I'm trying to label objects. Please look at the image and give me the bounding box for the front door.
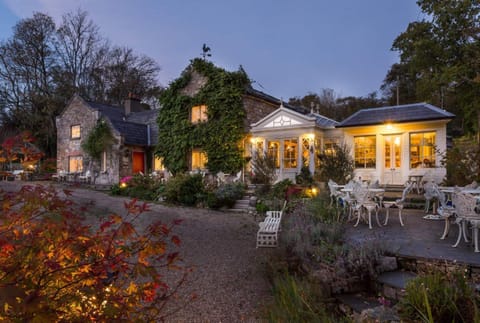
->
[383,135,402,184]
[132,151,145,174]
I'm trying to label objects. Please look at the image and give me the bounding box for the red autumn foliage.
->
[0,131,44,167]
[0,184,189,321]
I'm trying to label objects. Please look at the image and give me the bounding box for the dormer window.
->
[71,125,81,139]
[191,105,208,123]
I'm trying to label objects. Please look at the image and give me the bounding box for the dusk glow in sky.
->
[0,0,423,99]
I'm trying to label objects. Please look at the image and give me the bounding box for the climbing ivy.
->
[81,118,116,160]
[156,58,250,174]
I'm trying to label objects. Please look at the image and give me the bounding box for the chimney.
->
[124,93,144,115]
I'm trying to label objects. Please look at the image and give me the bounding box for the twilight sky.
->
[0,0,423,100]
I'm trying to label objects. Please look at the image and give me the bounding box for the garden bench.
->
[256,200,287,248]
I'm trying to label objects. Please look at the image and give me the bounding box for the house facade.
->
[336,103,454,185]
[250,102,454,185]
[56,61,455,186]
[250,103,341,182]
[56,95,160,185]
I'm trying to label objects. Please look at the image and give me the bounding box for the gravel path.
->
[0,181,274,322]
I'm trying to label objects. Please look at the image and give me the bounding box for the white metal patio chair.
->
[352,184,381,229]
[382,181,414,226]
[452,190,480,251]
[434,187,456,240]
[423,181,439,213]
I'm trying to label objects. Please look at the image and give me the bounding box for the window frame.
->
[267,141,280,169]
[191,149,207,170]
[190,105,208,124]
[100,151,107,173]
[68,156,83,173]
[409,131,436,169]
[354,135,376,169]
[70,125,81,139]
[154,156,165,171]
[283,139,298,169]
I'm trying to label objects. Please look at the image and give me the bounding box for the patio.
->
[345,206,480,268]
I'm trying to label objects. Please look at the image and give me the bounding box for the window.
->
[302,137,310,166]
[191,149,207,170]
[71,125,81,139]
[191,105,208,123]
[283,139,298,169]
[410,132,436,168]
[267,141,280,168]
[68,156,83,173]
[101,151,107,172]
[154,157,165,171]
[354,136,376,168]
[323,139,338,156]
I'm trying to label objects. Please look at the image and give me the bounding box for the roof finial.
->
[279,98,284,108]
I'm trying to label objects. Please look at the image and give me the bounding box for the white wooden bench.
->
[256,201,287,248]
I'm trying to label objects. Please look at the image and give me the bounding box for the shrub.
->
[317,143,354,184]
[442,136,480,186]
[398,270,480,323]
[110,173,164,201]
[206,192,221,209]
[0,184,188,321]
[250,152,277,185]
[163,173,205,206]
[295,166,314,186]
[213,182,245,208]
[266,272,340,322]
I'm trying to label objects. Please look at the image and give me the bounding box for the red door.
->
[132,152,145,174]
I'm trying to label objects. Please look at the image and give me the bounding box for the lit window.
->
[69,156,83,173]
[354,136,376,168]
[283,139,298,169]
[323,139,338,156]
[191,105,208,123]
[302,138,310,166]
[192,149,207,170]
[101,151,107,172]
[267,141,280,168]
[154,157,165,171]
[410,132,436,168]
[71,125,81,139]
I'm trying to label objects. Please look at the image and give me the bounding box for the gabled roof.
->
[246,88,338,128]
[337,102,455,128]
[85,100,158,146]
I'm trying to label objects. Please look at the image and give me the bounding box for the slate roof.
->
[85,101,158,146]
[337,102,455,128]
[246,87,338,128]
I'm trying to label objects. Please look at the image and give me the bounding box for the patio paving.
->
[344,207,480,267]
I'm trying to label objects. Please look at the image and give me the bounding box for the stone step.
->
[336,293,399,322]
[376,270,417,301]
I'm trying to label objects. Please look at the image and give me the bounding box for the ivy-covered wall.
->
[156,58,251,175]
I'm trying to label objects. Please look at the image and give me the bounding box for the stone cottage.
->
[56,95,159,185]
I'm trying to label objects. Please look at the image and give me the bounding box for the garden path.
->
[0,181,274,322]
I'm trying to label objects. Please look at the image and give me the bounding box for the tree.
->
[0,131,43,170]
[0,12,59,157]
[0,10,163,158]
[0,185,188,321]
[382,0,480,136]
[288,89,384,122]
[54,9,107,102]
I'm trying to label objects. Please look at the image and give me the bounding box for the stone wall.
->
[56,96,123,185]
[242,94,279,130]
[180,70,208,97]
